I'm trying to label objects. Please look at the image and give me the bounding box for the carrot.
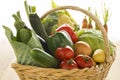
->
[87,23,93,29]
[103,3,111,33]
[82,16,88,28]
[103,23,108,33]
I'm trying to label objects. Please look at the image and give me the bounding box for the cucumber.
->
[30,48,59,68]
[29,13,48,42]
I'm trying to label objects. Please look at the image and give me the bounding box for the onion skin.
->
[74,41,92,56]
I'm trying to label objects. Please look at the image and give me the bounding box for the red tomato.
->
[60,59,78,70]
[55,46,74,61]
[75,54,93,69]
[56,24,78,43]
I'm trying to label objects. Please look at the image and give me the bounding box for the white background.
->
[0,0,120,41]
[0,0,120,80]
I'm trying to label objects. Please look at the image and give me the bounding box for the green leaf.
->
[42,11,59,35]
[27,30,44,49]
[17,28,32,44]
[24,0,30,18]
[3,26,43,66]
[31,6,36,13]
[103,3,111,24]
[3,26,14,44]
[51,0,58,8]
[12,13,25,31]
[16,11,21,19]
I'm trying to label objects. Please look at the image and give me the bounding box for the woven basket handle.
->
[41,6,110,63]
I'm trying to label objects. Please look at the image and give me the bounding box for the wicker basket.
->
[12,6,116,80]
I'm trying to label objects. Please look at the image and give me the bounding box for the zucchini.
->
[31,48,59,68]
[29,13,48,42]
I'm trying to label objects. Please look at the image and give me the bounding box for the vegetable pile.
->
[3,0,115,70]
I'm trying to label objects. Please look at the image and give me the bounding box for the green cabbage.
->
[79,29,115,55]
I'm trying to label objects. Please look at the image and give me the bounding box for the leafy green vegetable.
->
[12,11,25,31]
[79,29,115,55]
[42,0,79,35]
[42,11,59,35]
[3,26,43,66]
[16,27,32,44]
[12,11,32,44]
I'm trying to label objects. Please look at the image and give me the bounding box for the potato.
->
[74,41,92,56]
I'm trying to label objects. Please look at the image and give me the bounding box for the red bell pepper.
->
[56,24,78,43]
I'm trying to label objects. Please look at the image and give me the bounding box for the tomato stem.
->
[67,59,73,64]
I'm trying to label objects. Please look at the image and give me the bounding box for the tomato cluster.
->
[55,45,93,70]
[55,24,93,70]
